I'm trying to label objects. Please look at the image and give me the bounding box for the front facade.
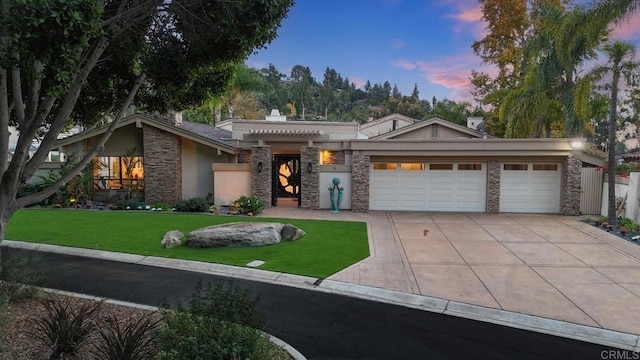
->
[56,113,597,215]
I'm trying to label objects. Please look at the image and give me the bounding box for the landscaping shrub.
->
[234,195,264,215]
[115,199,145,210]
[152,202,171,212]
[155,281,284,360]
[174,197,209,213]
[91,312,162,360]
[178,281,265,330]
[154,312,286,360]
[0,248,46,301]
[31,296,103,359]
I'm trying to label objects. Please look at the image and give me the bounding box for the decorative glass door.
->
[272,155,301,207]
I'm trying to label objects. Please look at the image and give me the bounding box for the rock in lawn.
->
[161,230,184,249]
[185,222,305,248]
[281,223,306,241]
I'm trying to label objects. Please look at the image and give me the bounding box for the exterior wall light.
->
[257,161,263,172]
[570,140,584,150]
[308,162,313,173]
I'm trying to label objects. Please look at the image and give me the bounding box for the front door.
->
[272,155,301,207]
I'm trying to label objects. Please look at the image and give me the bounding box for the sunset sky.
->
[247,0,640,103]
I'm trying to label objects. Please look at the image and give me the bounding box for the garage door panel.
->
[370,163,487,212]
[500,164,560,213]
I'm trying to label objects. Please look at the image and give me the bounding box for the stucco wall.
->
[319,168,352,210]
[87,124,143,156]
[212,163,252,205]
[181,139,231,200]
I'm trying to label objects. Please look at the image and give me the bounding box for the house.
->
[56,112,603,215]
[358,113,417,138]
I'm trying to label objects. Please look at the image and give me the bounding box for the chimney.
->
[173,111,183,126]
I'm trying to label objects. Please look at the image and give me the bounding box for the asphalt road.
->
[4,247,624,360]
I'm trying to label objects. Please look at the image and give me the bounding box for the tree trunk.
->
[607,68,620,227]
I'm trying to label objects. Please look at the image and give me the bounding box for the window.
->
[533,164,558,171]
[94,156,144,190]
[401,163,425,170]
[373,163,397,170]
[458,164,482,171]
[503,164,528,171]
[429,163,453,170]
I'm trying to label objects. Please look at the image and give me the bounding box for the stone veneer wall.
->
[323,150,345,165]
[351,153,370,212]
[562,154,582,215]
[487,160,501,213]
[143,126,182,204]
[251,146,272,208]
[238,150,252,164]
[301,146,320,209]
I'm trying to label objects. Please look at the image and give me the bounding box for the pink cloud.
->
[390,39,406,49]
[349,76,366,89]
[447,7,483,22]
[611,12,640,39]
[392,59,417,70]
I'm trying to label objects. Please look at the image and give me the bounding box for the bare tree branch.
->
[17,74,147,207]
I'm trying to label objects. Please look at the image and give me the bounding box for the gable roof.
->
[359,113,416,131]
[370,117,490,140]
[55,113,239,153]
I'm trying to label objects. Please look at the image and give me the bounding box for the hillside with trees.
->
[183,64,484,125]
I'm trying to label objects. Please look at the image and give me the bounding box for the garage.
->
[499,163,561,213]
[370,162,487,212]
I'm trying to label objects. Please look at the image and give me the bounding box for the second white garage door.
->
[370,162,487,212]
[499,163,561,213]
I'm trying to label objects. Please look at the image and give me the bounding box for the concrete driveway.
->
[263,208,640,336]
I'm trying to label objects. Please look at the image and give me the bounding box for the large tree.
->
[0,0,293,242]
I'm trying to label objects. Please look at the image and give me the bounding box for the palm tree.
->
[591,41,639,227]
[498,0,640,138]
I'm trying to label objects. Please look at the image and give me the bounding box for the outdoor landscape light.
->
[257,162,263,172]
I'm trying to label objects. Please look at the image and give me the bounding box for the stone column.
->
[143,126,182,204]
[301,146,320,209]
[251,146,272,209]
[562,153,582,215]
[487,160,501,213]
[351,153,370,212]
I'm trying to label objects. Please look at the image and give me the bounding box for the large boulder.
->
[185,222,305,248]
[161,230,183,249]
[281,224,306,241]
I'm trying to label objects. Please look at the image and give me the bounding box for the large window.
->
[94,156,144,190]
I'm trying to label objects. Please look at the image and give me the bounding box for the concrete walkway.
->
[263,208,640,337]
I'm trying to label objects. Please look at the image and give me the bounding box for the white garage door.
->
[499,163,561,213]
[370,162,486,212]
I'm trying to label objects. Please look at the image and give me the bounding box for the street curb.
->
[40,287,307,360]
[5,240,639,351]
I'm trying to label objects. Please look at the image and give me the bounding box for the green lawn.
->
[5,209,369,279]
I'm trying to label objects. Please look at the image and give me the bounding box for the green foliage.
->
[174,197,209,213]
[115,199,145,210]
[155,281,284,360]
[0,248,46,301]
[91,312,162,360]
[234,195,264,215]
[616,163,640,176]
[152,202,171,212]
[31,296,103,359]
[154,312,284,360]
[175,281,265,330]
